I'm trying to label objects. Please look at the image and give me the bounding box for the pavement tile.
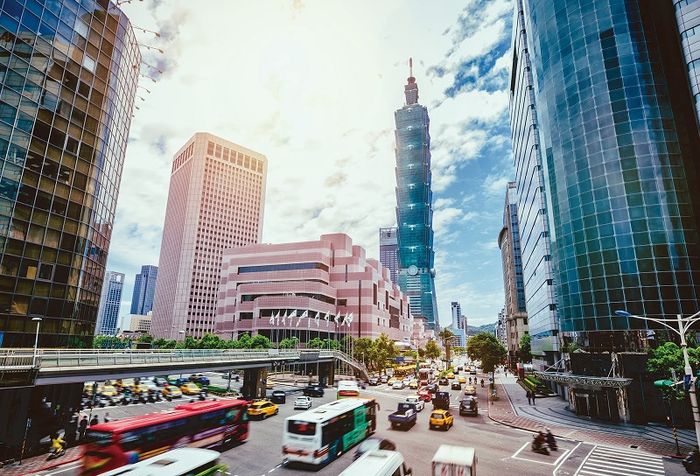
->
[0,447,81,476]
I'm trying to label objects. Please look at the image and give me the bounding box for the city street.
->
[36,370,687,476]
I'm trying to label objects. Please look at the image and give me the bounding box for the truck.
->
[432,391,450,410]
[388,402,417,430]
[431,445,477,476]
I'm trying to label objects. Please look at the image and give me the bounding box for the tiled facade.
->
[0,0,139,346]
[130,264,157,315]
[151,132,267,340]
[215,233,413,343]
[379,226,398,284]
[674,0,700,129]
[95,270,123,335]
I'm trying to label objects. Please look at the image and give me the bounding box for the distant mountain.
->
[466,322,496,336]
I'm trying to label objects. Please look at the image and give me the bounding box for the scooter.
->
[531,436,550,455]
[47,442,66,460]
[546,434,558,452]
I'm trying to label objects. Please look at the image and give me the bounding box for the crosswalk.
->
[576,445,665,476]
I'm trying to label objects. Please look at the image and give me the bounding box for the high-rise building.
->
[516,0,700,352]
[0,0,140,347]
[449,301,466,347]
[130,265,158,315]
[95,271,124,335]
[498,181,528,362]
[379,227,399,283]
[151,133,267,340]
[394,59,438,328]
[509,0,560,368]
[674,0,700,129]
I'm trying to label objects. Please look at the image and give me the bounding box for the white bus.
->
[98,448,226,476]
[283,398,378,466]
[337,380,360,399]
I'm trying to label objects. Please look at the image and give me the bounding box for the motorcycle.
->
[47,440,66,460]
[480,379,485,388]
[683,450,700,474]
[546,432,558,451]
[531,434,550,455]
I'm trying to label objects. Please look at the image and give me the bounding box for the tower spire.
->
[404,57,418,105]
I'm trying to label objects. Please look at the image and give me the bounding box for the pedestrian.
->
[526,390,532,405]
[89,414,99,427]
[532,391,536,406]
[103,412,111,423]
[64,414,77,448]
[78,415,88,441]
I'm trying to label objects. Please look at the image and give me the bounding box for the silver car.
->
[294,396,312,410]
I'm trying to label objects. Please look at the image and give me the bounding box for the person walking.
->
[78,415,88,441]
[103,412,111,423]
[64,414,77,448]
[526,390,532,405]
[89,414,99,427]
[532,391,536,406]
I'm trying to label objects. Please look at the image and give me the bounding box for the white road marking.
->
[510,440,571,466]
[553,441,582,475]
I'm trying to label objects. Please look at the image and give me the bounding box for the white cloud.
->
[482,173,512,197]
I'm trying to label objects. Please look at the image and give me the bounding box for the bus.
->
[99,448,226,476]
[282,398,378,466]
[81,400,249,475]
[337,380,360,399]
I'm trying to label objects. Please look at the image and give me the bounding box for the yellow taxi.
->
[387,377,398,386]
[429,409,454,431]
[446,372,455,379]
[247,400,279,419]
[133,384,150,395]
[464,385,477,396]
[116,379,135,392]
[100,385,118,397]
[458,376,467,384]
[408,380,419,389]
[162,385,182,398]
[180,382,201,395]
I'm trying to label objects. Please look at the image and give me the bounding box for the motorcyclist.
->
[545,428,557,451]
[50,433,66,457]
[480,379,484,388]
[532,431,549,454]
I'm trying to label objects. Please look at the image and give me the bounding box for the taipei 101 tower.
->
[394,59,439,329]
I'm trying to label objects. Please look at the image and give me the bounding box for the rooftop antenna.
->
[409,57,413,78]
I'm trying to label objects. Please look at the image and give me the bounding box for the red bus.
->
[81,399,249,475]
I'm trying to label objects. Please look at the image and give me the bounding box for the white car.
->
[294,396,312,410]
[404,396,424,412]
[392,381,405,390]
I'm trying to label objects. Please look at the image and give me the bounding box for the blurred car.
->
[464,385,477,396]
[470,368,477,375]
[446,372,455,379]
[368,377,379,386]
[387,377,398,386]
[402,378,412,386]
[270,390,286,404]
[404,396,424,412]
[100,385,118,397]
[458,376,467,384]
[380,376,388,384]
[429,409,454,431]
[459,396,478,416]
[392,381,405,390]
[303,385,324,397]
[152,377,169,387]
[353,437,396,460]
[161,385,182,398]
[451,382,462,391]
[417,388,432,402]
[427,383,439,394]
[190,374,210,386]
[294,396,312,410]
[438,378,449,386]
[408,380,419,389]
[133,383,151,395]
[180,382,201,395]
[248,400,278,419]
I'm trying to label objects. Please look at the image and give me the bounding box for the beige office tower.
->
[151,133,267,339]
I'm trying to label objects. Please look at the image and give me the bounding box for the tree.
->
[438,328,456,364]
[236,333,253,349]
[466,333,507,373]
[353,338,375,366]
[136,334,153,344]
[93,335,128,349]
[153,338,177,349]
[424,340,441,361]
[199,333,223,349]
[322,338,340,350]
[373,333,398,371]
[279,337,299,349]
[518,334,532,363]
[307,337,325,349]
[250,334,271,349]
[647,341,700,378]
[417,346,426,359]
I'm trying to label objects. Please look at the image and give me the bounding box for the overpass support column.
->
[319,362,335,388]
[241,367,268,400]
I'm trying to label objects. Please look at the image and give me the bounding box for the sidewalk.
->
[1,446,81,476]
[487,372,693,457]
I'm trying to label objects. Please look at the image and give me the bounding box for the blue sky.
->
[110,0,515,328]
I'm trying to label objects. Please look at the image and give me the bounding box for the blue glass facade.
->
[0,0,140,346]
[521,0,700,347]
[95,269,122,334]
[394,71,438,327]
[130,264,157,315]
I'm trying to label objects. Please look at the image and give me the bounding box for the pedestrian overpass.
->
[0,348,369,388]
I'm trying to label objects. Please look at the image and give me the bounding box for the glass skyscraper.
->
[0,0,140,347]
[130,264,158,315]
[394,61,438,328]
[674,0,700,130]
[379,227,398,284]
[519,0,700,350]
[95,270,123,335]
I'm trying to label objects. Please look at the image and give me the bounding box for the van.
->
[340,450,412,476]
[337,380,360,398]
[431,445,476,476]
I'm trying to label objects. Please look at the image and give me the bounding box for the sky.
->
[110,0,515,328]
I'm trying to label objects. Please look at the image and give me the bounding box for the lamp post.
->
[615,309,700,450]
[31,317,42,367]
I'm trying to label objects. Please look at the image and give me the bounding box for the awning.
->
[534,371,633,389]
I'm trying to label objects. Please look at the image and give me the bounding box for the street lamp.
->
[31,317,42,367]
[615,308,700,450]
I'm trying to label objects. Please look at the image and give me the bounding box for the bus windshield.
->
[287,421,316,436]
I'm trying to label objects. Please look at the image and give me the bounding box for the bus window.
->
[84,430,112,447]
[288,421,316,436]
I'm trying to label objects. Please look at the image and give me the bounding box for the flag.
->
[315,312,320,327]
[345,313,354,327]
[295,310,304,327]
[275,311,281,326]
[269,313,274,325]
[281,311,288,326]
[323,312,330,328]
[335,313,342,325]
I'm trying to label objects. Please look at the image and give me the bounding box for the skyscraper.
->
[514,0,700,350]
[674,0,700,129]
[450,301,466,347]
[509,0,560,368]
[394,59,438,328]
[379,227,399,283]
[130,265,158,315]
[151,133,267,340]
[0,0,140,347]
[95,271,124,335]
[498,181,528,361]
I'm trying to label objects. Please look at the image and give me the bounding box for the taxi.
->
[446,372,455,379]
[133,384,150,395]
[458,376,467,384]
[180,382,201,395]
[247,400,279,419]
[429,409,454,431]
[100,385,118,397]
[464,385,477,396]
[162,385,182,398]
[387,377,398,386]
[408,380,419,389]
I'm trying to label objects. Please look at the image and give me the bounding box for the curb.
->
[6,454,81,476]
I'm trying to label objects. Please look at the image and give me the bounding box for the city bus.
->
[81,400,249,475]
[99,448,226,476]
[337,380,360,399]
[282,398,378,466]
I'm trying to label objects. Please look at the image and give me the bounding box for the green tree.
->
[136,334,153,344]
[307,337,325,349]
[152,338,177,349]
[250,334,271,349]
[466,333,507,373]
[236,333,253,349]
[518,334,532,363]
[322,338,340,350]
[439,328,456,364]
[424,340,441,361]
[353,337,375,367]
[199,333,223,349]
[417,346,426,359]
[93,335,128,349]
[373,333,398,371]
[647,341,700,378]
[279,337,299,349]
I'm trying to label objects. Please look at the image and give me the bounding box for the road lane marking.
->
[511,440,571,466]
[553,441,582,475]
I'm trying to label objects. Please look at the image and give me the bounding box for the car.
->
[408,380,419,389]
[170,377,190,387]
[402,378,412,386]
[451,382,462,391]
[133,383,152,395]
[270,390,286,404]
[368,377,379,386]
[429,409,454,431]
[303,385,325,397]
[464,385,477,396]
[417,388,432,402]
[293,396,312,410]
[446,372,455,379]
[426,383,439,394]
[470,368,477,375]
[387,377,398,386]
[438,378,449,386]
[459,396,478,416]
[190,374,210,386]
[380,376,388,384]
[392,381,405,390]
[161,385,182,398]
[100,385,118,397]
[152,377,169,387]
[458,376,466,384]
[353,437,396,460]
[248,400,278,419]
[404,396,424,412]
[180,382,201,395]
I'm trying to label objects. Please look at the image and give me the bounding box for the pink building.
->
[215,233,413,343]
[151,133,267,339]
